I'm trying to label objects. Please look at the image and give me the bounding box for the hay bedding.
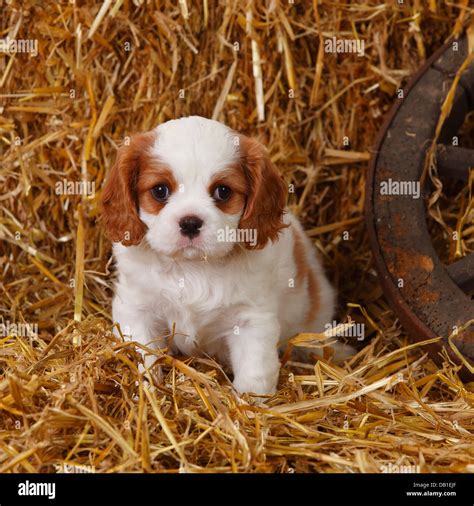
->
[0,0,473,473]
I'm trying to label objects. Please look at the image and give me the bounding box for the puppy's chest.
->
[144,263,241,318]
[145,265,242,353]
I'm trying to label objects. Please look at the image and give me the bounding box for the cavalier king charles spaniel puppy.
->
[101,116,353,395]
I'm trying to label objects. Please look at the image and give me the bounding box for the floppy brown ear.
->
[238,136,288,250]
[100,132,155,246]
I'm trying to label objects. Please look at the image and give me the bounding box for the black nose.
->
[179,215,203,238]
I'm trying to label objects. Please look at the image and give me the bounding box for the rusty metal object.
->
[366,34,474,380]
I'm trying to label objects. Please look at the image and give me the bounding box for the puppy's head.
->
[100,116,287,259]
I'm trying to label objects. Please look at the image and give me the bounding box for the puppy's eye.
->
[213,185,232,202]
[151,184,170,202]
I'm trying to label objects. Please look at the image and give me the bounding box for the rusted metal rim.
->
[366,33,474,380]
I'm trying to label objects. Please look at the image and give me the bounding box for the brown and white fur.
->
[101,116,353,395]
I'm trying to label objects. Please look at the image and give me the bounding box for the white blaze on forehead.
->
[151,116,239,185]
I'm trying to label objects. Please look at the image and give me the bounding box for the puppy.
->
[101,116,352,395]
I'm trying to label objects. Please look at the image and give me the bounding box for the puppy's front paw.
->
[232,372,278,396]
[137,354,163,392]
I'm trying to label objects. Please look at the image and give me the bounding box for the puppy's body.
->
[102,116,351,395]
[112,212,337,393]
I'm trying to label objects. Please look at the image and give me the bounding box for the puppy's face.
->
[100,116,287,259]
